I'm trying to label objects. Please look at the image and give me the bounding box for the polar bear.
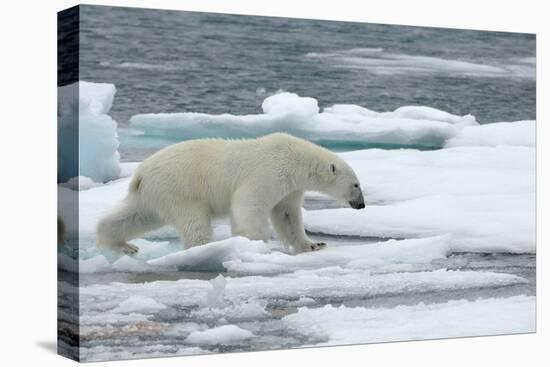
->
[96,133,365,255]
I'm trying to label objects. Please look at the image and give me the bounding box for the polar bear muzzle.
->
[349,191,365,209]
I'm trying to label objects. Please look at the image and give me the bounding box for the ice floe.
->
[129,92,478,149]
[305,146,535,253]
[284,295,535,345]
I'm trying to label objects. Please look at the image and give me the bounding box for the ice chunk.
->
[283,295,535,345]
[58,81,121,183]
[185,325,254,345]
[262,92,319,117]
[221,236,451,275]
[206,274,227,308]
[445,120,535,147]
[112,295,167,314]
[111,255,164,273]
[147,237,277,271]
[79,255,111,273]
[147,236,449,275]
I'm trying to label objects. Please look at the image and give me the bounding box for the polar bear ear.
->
[330,163,337,175]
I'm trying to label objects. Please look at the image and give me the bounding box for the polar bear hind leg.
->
[96,199,163,255]
[167,203,213,249]
[271,191,326,253]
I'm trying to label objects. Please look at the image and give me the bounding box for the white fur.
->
[96,133,364,254]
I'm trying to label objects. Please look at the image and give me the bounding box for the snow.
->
[185,325,254,345]
[111,296,167,314]
[445,120,535,147]
[58,81,121,183]
[283,295,535,345]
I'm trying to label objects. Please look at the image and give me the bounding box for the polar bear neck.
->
[275,136,341,194]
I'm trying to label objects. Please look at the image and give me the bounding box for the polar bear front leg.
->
[270,191,326,253]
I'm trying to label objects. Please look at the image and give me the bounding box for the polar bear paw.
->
[298,242,326,253]
[116,242,139,256]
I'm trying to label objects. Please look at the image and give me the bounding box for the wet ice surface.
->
[59,193,535,362]
[65,244,535,362]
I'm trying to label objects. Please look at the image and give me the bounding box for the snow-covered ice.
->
[304,146,535,253]
[148,236,451,275]
[284,295,535,345]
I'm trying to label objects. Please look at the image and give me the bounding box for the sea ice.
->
[283,295,535,345]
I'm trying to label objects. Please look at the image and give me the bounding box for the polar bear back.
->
[129,133,342,217]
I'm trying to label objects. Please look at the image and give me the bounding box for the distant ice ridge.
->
[305,48,536,79]
[283,295,535,345]
[58,81,121,183]
[129,92,534,149]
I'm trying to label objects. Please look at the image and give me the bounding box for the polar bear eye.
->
[353,184,359,188]
[330,164,336,175]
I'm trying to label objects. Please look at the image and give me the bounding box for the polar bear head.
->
[320,159,365,210]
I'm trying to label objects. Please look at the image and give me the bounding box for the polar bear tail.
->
[129,173,142,193]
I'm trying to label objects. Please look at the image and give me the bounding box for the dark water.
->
[79,5,536,126]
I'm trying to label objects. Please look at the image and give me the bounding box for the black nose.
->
[349,200,365,210]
